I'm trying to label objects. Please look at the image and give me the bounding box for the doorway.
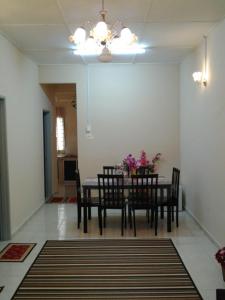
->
[0,97,11,240]
[41,84,77,200]
[43,111,52,201]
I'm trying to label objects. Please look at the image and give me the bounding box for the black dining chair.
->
[76,169,99,229]
[103,166,116,175]
[128,174,158,236]
[98,174,126,235]
[158,167,180,228]
[102,166,116,224]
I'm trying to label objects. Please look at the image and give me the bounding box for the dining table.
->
[82,176,172,233]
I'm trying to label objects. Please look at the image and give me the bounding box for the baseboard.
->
[186,207,221,248]
[12,201,45,236]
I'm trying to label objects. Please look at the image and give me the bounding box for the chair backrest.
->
[171,168,180,202]
[103,166,115,175]
[136,166,150,175]
[75,169,81,189]
[131,174,158,206]
[75,169,81,202]
[98,174,124,207]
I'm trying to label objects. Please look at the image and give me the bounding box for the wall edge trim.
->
[11,201,45,237]
[186,208,221,248]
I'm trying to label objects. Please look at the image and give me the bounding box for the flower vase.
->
[131,169,136,176]
[222,265,225,281]
[123,170,128,177]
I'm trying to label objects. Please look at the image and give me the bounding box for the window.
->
[56,116,65,153]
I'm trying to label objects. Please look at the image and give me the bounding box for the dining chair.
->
[128,174,158,236]
[76,169,99,229]
[97,174,126,235]
[103,166,116,175]
[102,166,117,223]
[158,167,180,228]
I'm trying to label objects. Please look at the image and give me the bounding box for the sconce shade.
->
[192,72,202,83]
[192,36,208,86]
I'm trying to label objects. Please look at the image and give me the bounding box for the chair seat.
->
[128,199,153,209]
[80,197,99,207]
[130,204,152,210]
[158,195,176,206]
[101,197,126,209]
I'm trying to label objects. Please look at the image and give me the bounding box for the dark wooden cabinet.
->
[57,156,77,184]
[64,160,77,181]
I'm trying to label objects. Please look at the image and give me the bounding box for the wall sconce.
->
[192,36,208,87]
[192,72,202,84]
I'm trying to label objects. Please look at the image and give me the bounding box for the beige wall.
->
[39,63,180,183]
[0,33,52,234]
[180,18,225,246]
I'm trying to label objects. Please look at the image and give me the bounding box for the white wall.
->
[180,19,225,245]
[40,63,180,181]
[0,34,52,234]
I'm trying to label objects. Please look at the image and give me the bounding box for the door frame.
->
[0,97,11,240]
[43,110,52,201]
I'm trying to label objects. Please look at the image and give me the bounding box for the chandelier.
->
[69,0,145,62]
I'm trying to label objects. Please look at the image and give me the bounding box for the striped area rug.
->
[12,239,202,300]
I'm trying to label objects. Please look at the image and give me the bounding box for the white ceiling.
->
[0,0,225,65]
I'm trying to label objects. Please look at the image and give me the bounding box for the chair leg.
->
[98,207,102,235]
[103,208,106,228]
[128,205,132,229]
[155,207,158,236]
[147,209,150,223]
[150,208,154,228]
[160,206,164,219]
[77,204,81,229]
[167,205,172,232]
[133,209,136,237]
[129,206,132,229]
[176,205,179,227]
[88,206,91,220]
[121,209,124,236]
[171,206,174,222]
[124,205,127,229]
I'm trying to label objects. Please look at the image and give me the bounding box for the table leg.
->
[167,205,171,232]
[160,188,164,219]
[83,187,88,233]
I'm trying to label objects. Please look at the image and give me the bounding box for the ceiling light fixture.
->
[69,0,145,62]
[192,36,208,86]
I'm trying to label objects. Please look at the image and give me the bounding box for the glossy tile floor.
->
[0,204,224,300]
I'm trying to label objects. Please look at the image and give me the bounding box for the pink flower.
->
[123,154,138,172]
[215,247,225,268]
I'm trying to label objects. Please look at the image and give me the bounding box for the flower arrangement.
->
[215,247,225,268]
[150,152,162,173]
[123,154,138,174]
[121,151,162,174]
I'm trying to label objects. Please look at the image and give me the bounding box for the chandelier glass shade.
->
[69,1,145,61]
